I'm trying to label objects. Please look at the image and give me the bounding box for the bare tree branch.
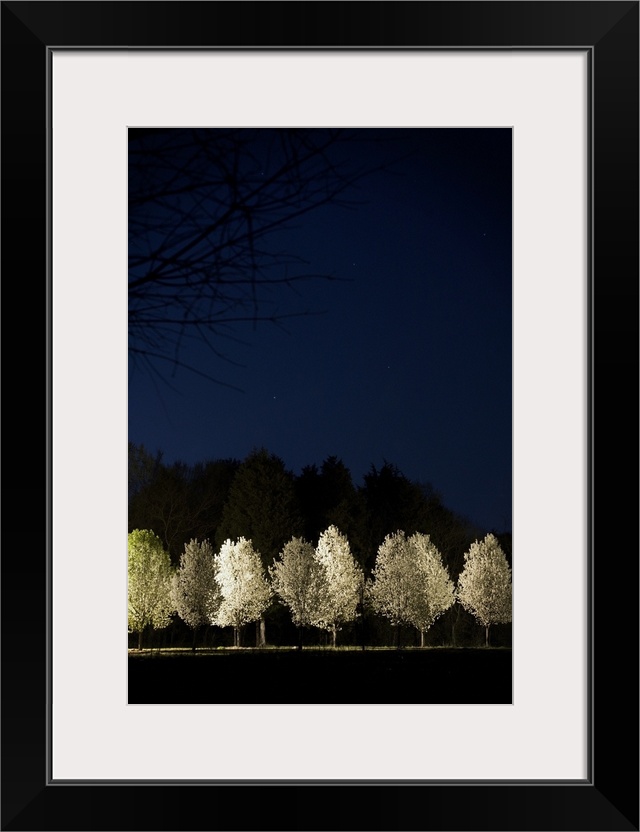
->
[129,128,390,386]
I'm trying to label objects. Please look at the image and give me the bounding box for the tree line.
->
[128,526,511,650]
[128,443,512,649]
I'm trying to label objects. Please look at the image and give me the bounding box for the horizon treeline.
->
[129,443,511,568]
[129,443,512,649]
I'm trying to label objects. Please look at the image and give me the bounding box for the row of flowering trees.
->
[128,526,511,649]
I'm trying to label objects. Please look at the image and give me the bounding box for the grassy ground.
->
[128,646,512,705]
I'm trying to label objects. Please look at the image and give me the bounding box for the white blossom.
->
[368,531,454,645]
[312,526,363,643]
[367,531,415,626]
[214,538,272,631]
[128,529,174,645]
[456,533,512,646]
[269,537,327,629]
[405,532,455,638]
[171,538,221,630]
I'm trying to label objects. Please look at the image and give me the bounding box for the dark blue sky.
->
[129,128,512,533]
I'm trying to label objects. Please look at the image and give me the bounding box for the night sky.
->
[128,128,512,534]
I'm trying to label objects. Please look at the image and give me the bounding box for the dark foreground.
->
[128,648,512,704]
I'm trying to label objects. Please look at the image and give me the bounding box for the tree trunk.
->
[452,604,461,647]
[192,626,199,652]
[138,629,143,650]
[485,624,490,647]
[259,617,266,647]
[420,629,425,648]
[360,584,366,651]
[332,625,337,648]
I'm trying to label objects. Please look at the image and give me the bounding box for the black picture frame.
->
[2,2,638,830]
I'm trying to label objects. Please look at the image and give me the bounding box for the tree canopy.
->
[214,537,272,646]
[312,525,364,646]
[456,533,512,646]
[215,447,303,566]
[405,532,455,644]
[128,529,174,648]
[269,537,327,643]
[171,538,221,633]
[368,531,455,646]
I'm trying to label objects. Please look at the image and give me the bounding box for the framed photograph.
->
[2,2,637,830]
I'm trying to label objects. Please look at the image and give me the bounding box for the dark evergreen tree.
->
[415,483,480,580]
[216,447,304,644]
[359,462,431,560]
[129,454,238,566]
[128,442,163,502]
[294,463,324,543]
[185,458,240,543]
[128,460,193,564]
[319,458,369,572]
[295,456,369,570]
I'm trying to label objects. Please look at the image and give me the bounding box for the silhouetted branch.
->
[129,128,390,386]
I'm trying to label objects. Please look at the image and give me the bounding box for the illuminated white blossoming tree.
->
[171,538,221,649]
[367,531,415,645]
[128,528,174,649]
[214,538,272,647]
[368,531,455,647]
[406,532,455,646]
[269,537,328,648]
[312,525,363,647]
[456,533,512,647]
